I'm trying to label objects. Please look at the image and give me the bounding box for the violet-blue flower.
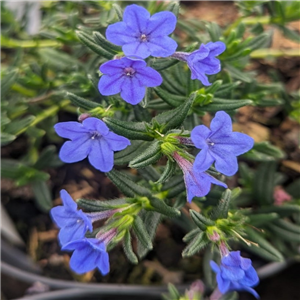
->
[62,238,110,275]
[191,111,254,176]
[173,152,227,203]
[98,57,162,105]
[210,251,259,298]
[171,41,226,86]
[54,117,130,172]
[106,4,177,59]
[50,189,93,245]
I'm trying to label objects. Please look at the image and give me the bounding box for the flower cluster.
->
[50,190,120,275]
[98,4,226,104]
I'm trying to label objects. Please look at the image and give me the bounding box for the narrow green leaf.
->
[148,197,180,218]
[224,64,253,83]
[93,32,122,53]
[151,58,179,71]
[138,165,161,182]
[248,32,273,50]
[182,232,209,257]
[123,231,138,264]
[106,169,152,198]
[112,3,123,21]
[67,92,99,110]
[154,86,186,107]
[104,117,153,141]
[133,215,153,251]
[129,140,162,168]
[183,228,201,242]
[156,159,177,184]
[1,132,16,146]
[267,223,300,243]
[190,210,215,231]
[256,204,300,217]
[1,69,18,97]
[77,198,127,212]
[248,213,279,227]
[210,189,232,220]
[31,181,52,213]
[200,98,253,112]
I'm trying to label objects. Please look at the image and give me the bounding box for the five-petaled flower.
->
[50,189,93,245]
[54,117,130,172]
[106,4,177,59]
[62,238,110,275]
[98,57,162,105]
[191,111,254,176]
[173,152,227,203]
[171,41,226,86]
[210,251,260,299]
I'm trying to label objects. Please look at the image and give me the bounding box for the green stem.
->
[250,48,300,58]
[1,35,62,48]
[15,99,70,136]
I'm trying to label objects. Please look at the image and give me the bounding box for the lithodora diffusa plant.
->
[47,1,300,299]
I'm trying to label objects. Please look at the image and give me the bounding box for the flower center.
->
[90,131,101,140]
[124,67,136,77]
[207,139,215,146]
[140,33,148,42]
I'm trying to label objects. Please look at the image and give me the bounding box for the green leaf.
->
[138,165,161,182]
[104,117,153,141]
[31,181,52,213]
[76,198,127,212]
[248,213,279,227]
[183,228,201,242]
[248,32,273,50]
[153,93,195,133]
[166,1,180,17]
[34,145,62,170]
[206,22,221,41]
[112,3,123,21]
[123,231,138,264]
[273,219,300,235]
[267,222,300,243]
[190,210,215,231]
[93,31,122,53]
[279,25,300,43]
[67,92,99,110]
[129,140,162,168]
[182,232,209,257]
[106,169,152,198]
[162,175,186,198]
[76,31,114,59]
[1,132,16,146]
[210,189,232,220]
[114,140,150,166]
[199,98,253,112]
[133,215,153,251]
[253,161,276,205]
[220,292,239,300]
[5,116,36,135]
[137,211,161,258]
[1,159,22,179]
[151,58,179,71]
[224,64,253,83]
[154,86,186,107]
[244,227,284,262]
[256,204,300,217]
[286,178,300,198]
[203,245,218,289]
[148,197,180,218]
[1,69,18,97]
[156,159,177,184]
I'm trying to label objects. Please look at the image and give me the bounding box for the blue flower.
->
[106,4,177,59]
[54,117,130,172]
[210,251,260,299]
[173,152,227,203]
[98,57,162,105]
[50,190,93,245]
[62,238,110,275]
[171,42,226,86]
[191,111,254,176]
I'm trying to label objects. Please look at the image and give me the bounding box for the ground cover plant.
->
[1,1,300,300]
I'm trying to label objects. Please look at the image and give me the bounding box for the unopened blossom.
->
[106,4,177,58]
[54,117,130,172]
[171,41,226,86]
[210,251,259,298]
[98,57,162,105]
[62,238,110,275]
[274,186,292,206]
[191,111,254,176]
[173,152,227,203]
[50,190,93,245]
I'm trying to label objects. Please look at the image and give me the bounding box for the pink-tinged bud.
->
[85,208,122,223]
[219,241,229,257]
[208,230,221,242]
[96,227,118,245]
[274,186,292,206]
[176,136,195,146]
[78,113,91,122]
[186,280,205,300]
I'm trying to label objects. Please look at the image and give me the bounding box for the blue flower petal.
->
[210,111,233,137]
[59,136,91,163]
[210,260,220,273]
[60,189,77,210]
[147,11,177,37]
[122,41,151,59]
[222,266,245,281]
[191,125,211,149]
[98,73,125,96]
[82,117,109,136]
[88,138,113,172]
[54,122,88,140]
[243,266,260,286]
[135,66,162,87]
[97,251,110,275]
[120,77,146,105]
[58,222,87,245]
[147,36,178,57]
[123,4,150,33]
[213,150,238,176]
[193,148,214,173]
[106,22,136,46]
[100,59,128,75]
[222,251,241,267]
[206,41,226,56]
[105,131,131,151]
[217,272,230,293]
